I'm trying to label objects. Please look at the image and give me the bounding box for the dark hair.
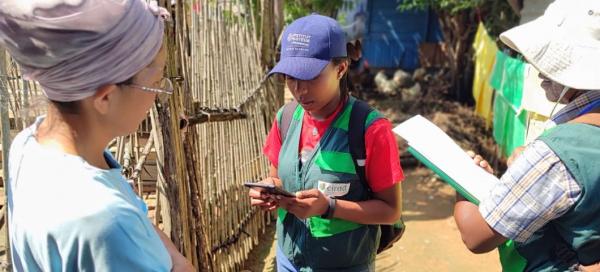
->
[49,100,81,114]
[49,76,134,115]
[332,57,352,99]
[117,76,135,86]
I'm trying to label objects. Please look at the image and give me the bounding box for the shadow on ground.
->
[400,168,456,222]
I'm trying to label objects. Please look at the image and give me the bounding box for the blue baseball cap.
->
[268,14,347,81]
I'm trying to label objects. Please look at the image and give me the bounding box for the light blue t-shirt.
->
[7,117,172,271]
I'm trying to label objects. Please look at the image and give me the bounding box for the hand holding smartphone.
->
[244,182,295,198]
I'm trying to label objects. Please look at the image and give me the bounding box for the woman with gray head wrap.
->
[0,0,194,271]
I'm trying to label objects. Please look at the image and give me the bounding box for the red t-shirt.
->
[263,101,404,193]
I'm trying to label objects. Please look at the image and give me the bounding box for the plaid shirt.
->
[478,92,600,243]
[479,141,581,242]
[551,91,600,124]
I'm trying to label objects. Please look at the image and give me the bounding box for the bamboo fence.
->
[0,0,281,271]
[155,0,282,270]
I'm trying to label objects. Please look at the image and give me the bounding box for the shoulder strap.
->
[348,99,373,192]
[279,100,299,142]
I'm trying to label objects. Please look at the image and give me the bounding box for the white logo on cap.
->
[287,33,311,52]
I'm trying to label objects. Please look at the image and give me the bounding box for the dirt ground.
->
[242,168,501,272]
[374,168,500,272]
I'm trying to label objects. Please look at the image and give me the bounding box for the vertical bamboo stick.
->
[0,50,12,270]
[150,107,172,236]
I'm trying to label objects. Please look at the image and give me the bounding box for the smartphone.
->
[244,182,296,198]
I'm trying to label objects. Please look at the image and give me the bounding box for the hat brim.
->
[268,57,330,81]
[500,17,600,90]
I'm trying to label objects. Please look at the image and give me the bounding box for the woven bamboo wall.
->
[154,0,281,270]
[0,0,280,270]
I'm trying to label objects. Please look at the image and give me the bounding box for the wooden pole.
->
[274,0,285,41]
[0,50,12,271]
[260,0,275,71]
[273,0,285,105]
[182,109,247,128]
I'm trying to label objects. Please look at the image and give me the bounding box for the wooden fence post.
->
[0,50,13,271]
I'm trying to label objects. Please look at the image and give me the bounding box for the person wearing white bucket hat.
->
[500,0,600,132]
[453,0,600,271]
[504,0,600,173]
[500,0,600,92]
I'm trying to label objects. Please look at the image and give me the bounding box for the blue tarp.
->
[360,0,443,70]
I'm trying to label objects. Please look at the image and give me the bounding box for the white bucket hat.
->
[500,0,600,91]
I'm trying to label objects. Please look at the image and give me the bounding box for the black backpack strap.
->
[279,100,299,142]
[348,99,373,192]
[350,100,405,254]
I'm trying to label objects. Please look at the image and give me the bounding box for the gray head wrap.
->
[0,0,170,102]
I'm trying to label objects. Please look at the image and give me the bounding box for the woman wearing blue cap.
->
[248,14,404,271]
[0,0,193,271]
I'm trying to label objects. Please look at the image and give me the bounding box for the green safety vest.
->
[276,97,383,271]
[507,123,600,271]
